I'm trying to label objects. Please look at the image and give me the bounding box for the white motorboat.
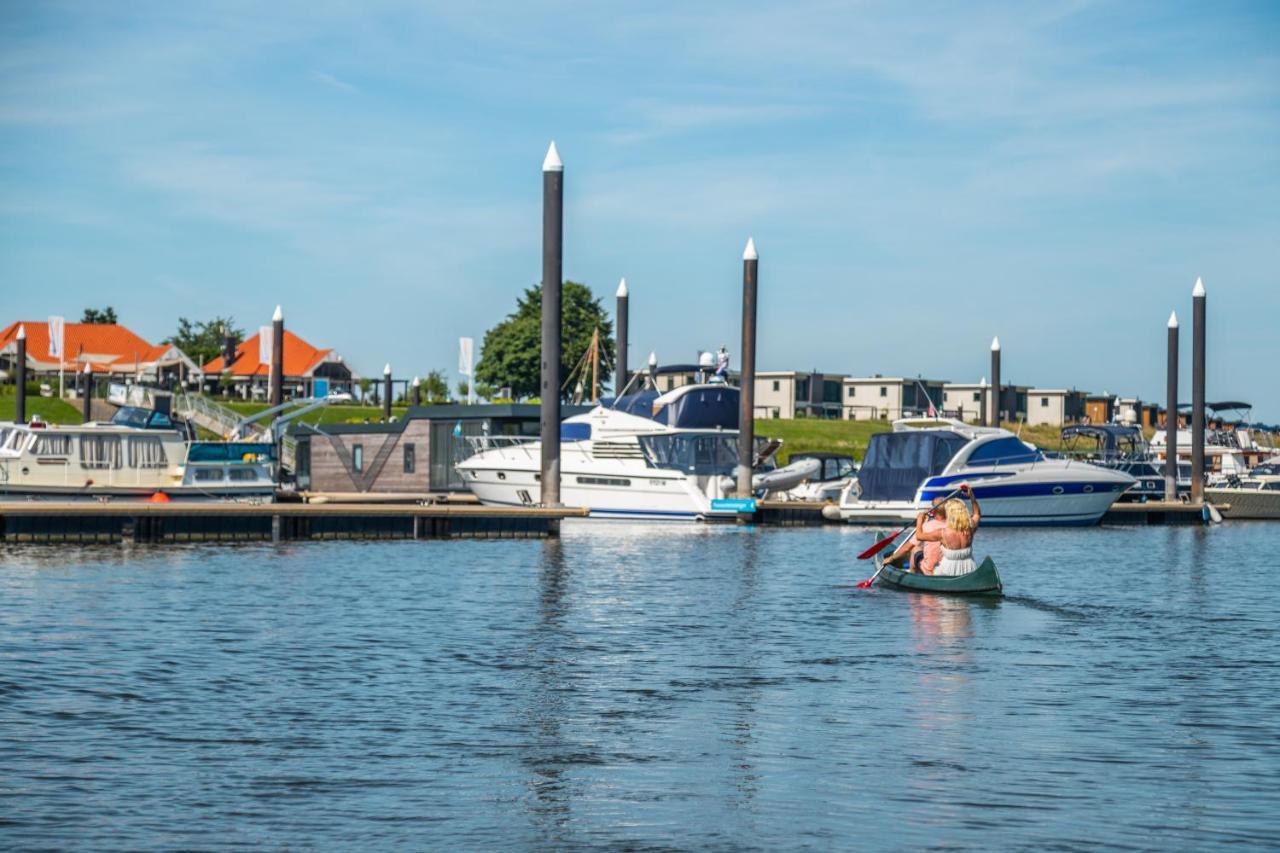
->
[456,384,808,520]
[0,408,276,502]
[825,418,1135,526]
[765,452,857,502]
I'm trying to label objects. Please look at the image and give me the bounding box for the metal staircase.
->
[174,393,265,440]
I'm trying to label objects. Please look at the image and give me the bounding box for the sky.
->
[2,1,1278,418]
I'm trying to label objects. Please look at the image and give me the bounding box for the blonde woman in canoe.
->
[913,484,981,577]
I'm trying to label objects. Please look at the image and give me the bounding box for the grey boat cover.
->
[858,430,968,502]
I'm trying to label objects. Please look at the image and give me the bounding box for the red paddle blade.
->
[856,532,900,560]
[855,578,874,589]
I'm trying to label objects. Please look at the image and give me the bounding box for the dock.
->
[1101,501,1216,526]
[0,502,587,544]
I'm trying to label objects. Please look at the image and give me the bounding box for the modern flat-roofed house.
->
[1084,395,1115,425]
[942,381,989,423]
[754,371,846,419]
[1027,389,1089,427]
[842,376,948,421]
[0,319,201,388]
[203,328,354,401]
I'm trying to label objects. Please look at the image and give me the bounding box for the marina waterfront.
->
[2,522,1277,849]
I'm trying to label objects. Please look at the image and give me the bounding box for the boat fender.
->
[1205,503,1223,524]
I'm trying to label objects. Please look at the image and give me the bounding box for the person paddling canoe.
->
[887,496,948,574]
[913,485,982,577]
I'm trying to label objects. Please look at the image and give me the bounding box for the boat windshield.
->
[857,430,969,502]
[111,406,175,430]
[638,433,740,476]
[964,436,1044,467]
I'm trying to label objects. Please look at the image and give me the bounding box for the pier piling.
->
[14,325,26,424]
[1166,311,1179,499]
[540,141,564,506]
[990,337,1001,426]
[382,364,392,421]
[616,278,628,394]
[411,375,421,407]
[270,305,284,410]
[81,363,92,423]
[1191,278,1206,503]
[736,238,759,499]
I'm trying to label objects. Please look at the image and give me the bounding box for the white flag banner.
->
[458,337,474,376]
[48,316,65,358]
[259,326,273,365]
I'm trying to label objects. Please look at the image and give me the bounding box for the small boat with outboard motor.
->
[872,551,1003,596]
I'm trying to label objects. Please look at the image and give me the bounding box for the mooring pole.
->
[540,141,563,506]
[14,325,26,425]
[411,375,421,407]
[1166,311,1179,500]
[270,305,284,410]
[990,337,1002,427]
[382,364,393,420]
[82,363,93,423]
[616,277,629,395]
[1190,278,1206,503]
[735,238,759,499]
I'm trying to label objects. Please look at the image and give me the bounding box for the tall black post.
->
[1191,278,1206,503]
[616,277,629,395]
[82,364,93,423]
[14,325,26,425]
[990,337,1001,427]
[735,238,759,499]
[1166,311,1179,499]
[411,376,421,407]
[540,141,563,505]
[270,305,284,409]
[382,364,392,421]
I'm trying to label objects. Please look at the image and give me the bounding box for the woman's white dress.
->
[934,546,977,577]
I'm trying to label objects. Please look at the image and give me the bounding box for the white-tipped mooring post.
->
[990,337,1002,427]
[270,305,284,410]
[411,375,421,407]
[735,238,759,500]
[1190,277,1206,503]
[616,278,629,394]
[1166,311,1179,499]
[14,325,26,425]
[382,363,392,421]
[540,141,564,505]
[81,363,93,423]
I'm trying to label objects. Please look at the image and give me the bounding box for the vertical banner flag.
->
[259,326,273,366]
[48,316,65,359]
[458,337,474,375]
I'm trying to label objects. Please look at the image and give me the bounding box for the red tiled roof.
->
[0,320,168,373]
[203,328,333,377]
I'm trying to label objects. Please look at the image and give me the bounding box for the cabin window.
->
[194,468,224,482]
[128,436,168,468]
[879,387,887,397]
[80,435,122,469]
[227,468,259,481]
[966,437,1043,466]
[404,442,416,474]
[33,435,73,456]
[352,444,364,473]
[1040,397,1049,407]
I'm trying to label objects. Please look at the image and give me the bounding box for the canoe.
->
[873,554,1003,596]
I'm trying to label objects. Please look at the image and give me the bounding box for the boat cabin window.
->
[80,435,123,469]
[824,458,855,480]
[965,437,1043,466]
[194,467,225,482]
[638,433,739,476]
[227,468,260,482]
[33,434,73,456]
[128,436,168,468]
[111,406,174,430]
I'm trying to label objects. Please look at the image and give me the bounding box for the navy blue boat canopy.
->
[857,430,968,502]
[608,386,740,430]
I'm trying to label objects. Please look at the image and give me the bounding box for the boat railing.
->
[463,435,540,458]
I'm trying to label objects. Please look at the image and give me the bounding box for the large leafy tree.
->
[81,307,118,324]
[474,281,615,400]
[166,317,244,367]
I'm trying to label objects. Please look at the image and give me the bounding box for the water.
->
[2,521,1278,850]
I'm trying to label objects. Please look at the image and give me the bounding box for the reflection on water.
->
[1,522,1278,849]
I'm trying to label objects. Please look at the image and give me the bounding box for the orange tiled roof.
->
[0,320,174,373]
[203,328,333,377]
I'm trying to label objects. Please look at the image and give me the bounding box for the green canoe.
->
[874,553,1003,596]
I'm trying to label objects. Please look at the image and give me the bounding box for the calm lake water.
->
[2,521,1278,850]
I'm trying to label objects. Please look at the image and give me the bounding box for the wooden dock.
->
[0,502,588,544]
[1101,501,1216,526]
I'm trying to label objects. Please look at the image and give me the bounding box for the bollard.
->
[540,141,563,506]
[383,364,392,421]
[990,337,1001,427]
[270,305,284,409]
[82,363,93,423]
[14,325,26,425]
[1190,278,1206,503]
[735,238,759,499]
[616,277,629,394]
[1165,311,1179,500]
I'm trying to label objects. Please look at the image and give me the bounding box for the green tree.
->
[473,381,494,401]
[81,307,118,324]
[422,369,449,403]
[166,317,244,367]
[456,379,470,402]
[474,281,615,400]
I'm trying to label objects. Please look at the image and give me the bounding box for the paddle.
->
[854,486,966,589]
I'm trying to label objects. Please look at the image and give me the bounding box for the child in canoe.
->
[913,484,982,577]
[888,495,948,574]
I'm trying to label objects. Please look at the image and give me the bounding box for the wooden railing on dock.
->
[0,502,588,544]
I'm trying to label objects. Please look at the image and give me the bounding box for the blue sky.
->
[2,2,1278,418]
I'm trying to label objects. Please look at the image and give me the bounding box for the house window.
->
[847,387,855,398]
[404,442,416,474]
[973,392,981,402]
[352,444,364,473]
[772,380,780,392]
[879,387,887,398]
[665,378,674,391]
[1040,397,1049,407]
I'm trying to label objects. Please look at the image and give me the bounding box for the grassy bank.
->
[0,397,83,425]
[754,418,891,464]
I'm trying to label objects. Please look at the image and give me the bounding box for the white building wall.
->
[754,374,798,419]
[1027,391,1067,427]
[843,379,904,420]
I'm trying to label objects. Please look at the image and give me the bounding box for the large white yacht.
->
[0,407,276,502]
[457,383,812,520]
[825,418,1135,526]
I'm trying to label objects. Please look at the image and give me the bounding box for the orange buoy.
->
[148,491,171,503]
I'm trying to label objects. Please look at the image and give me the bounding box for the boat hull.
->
[874,555,1003,596]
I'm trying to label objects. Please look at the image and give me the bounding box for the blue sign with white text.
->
[711,498,757,513]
